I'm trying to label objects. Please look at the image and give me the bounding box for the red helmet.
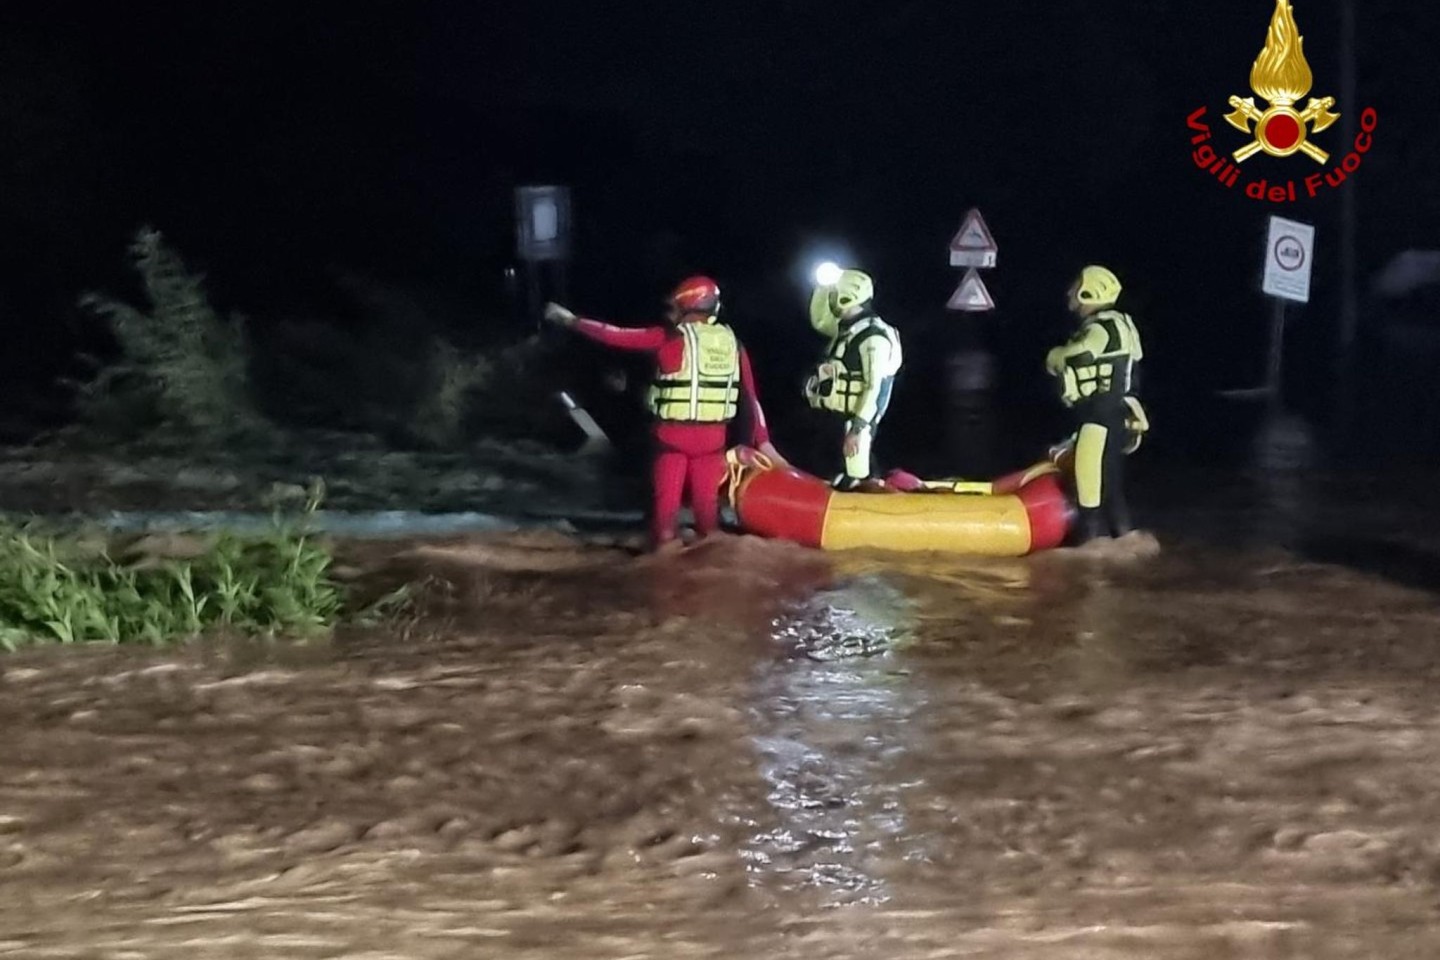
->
[667,275,721,315]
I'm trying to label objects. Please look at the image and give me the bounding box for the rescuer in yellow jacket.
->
[1044,265,1146,543]
[803,269,903,490]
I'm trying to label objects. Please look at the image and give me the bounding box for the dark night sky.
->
[2,1,1438,448]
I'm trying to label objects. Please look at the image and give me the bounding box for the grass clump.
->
[0,484,396,652]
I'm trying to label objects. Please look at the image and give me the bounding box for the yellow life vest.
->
[648,320,740,422]
[805,316,902,416]
[1053,309,1143,407]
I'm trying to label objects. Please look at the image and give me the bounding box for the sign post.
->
[1260,214,1316,414]
[556,390,611,455]
[515,185,572,330]
[947,208,997,312]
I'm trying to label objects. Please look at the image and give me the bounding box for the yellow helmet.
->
[1074,265,1121,307]
[832,269,874,310]
[810,268,873,337]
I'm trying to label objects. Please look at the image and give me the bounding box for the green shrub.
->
[409,338,495,448]
[72,226,265,441]
[0,485,397,651]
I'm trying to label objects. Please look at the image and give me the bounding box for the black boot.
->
[1106,500,1133,538]
[1073,507,1106,545]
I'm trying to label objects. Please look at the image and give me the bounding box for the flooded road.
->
[6,432,1440,957]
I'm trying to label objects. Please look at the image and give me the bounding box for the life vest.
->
[804,314,903,416]
[647,320,740,422]
[1055,309,1142,407]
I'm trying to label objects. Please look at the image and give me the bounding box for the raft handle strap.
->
[721,447,774,508]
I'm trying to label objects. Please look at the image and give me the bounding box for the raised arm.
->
[571,317,670,352]
[546,301,671,352]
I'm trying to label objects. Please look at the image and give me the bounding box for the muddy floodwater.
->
[6,442,1440,957]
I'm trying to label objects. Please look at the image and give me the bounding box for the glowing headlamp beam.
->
[813,261,843,286]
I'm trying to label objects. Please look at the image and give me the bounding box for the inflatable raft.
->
[723,447,1074,556]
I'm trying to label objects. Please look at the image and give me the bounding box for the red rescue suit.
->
[571,316,771,548]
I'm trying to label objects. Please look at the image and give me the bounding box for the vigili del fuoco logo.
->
[1186,0,1377,203]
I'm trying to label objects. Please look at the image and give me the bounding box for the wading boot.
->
[1105,500,1134,538]
[1073,507,1107,546]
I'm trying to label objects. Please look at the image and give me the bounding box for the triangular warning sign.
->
[947,268,995,311]
[949,208,997,252]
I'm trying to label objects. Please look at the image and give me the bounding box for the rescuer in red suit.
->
[544,276,788,551]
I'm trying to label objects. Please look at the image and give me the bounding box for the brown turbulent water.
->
[6,445,1440,956]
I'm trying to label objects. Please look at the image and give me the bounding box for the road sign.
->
[949,208,998,268]
[1262,214,1315,303]
[515,185,572,262]
[947,268,995,311]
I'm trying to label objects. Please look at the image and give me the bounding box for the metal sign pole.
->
[526,262,543,334]
[515,185,573,334]
[555,257,569,306]
[1266,297,1286,416]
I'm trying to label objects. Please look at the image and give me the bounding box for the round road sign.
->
[1273,235,1306,272]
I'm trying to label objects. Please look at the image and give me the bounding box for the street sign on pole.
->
[1258,214,1315,414]
[947,268,995,311]
[515,185,572,262]
[949,208,998,268]
[1262,214,1315,303]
